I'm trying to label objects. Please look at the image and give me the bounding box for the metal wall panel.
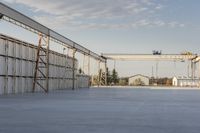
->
[77,75,90,88]
[0,77,4,94]
[0,34,89,95]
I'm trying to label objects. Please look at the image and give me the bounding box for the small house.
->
[129,74,150,86]
[172,77,200,87]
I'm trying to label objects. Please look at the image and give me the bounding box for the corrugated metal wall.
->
[76,74,90,88]
[0,34,90,95]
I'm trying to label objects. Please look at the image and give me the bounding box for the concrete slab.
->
[1,87,200,133]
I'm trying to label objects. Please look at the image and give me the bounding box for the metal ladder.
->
[32,34,49,93]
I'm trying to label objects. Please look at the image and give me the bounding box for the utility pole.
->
[156,61,158,79]
[114,60,116,70]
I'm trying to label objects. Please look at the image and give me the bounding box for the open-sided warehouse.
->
[0,34,90,95]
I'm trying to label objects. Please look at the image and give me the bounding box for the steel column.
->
[191,61,194,79]
[88,55,90,75]
[72,49,76,90]
[83,54,85,74]
[104,60,107,85]
[46,36,50,92]
[4,39,8,94]
[98,60,100,86]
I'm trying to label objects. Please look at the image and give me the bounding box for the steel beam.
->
[0,2,105,62]
[0,3,49,34]
[102,53,197,61]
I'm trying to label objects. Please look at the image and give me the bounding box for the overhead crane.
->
[102,53,198,61]
[102,53,200,79]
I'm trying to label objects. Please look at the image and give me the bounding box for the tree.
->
[106,67,112,85]
[111,69,119,84]
[118,78,128,86]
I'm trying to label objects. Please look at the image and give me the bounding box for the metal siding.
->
[0,34,92,95]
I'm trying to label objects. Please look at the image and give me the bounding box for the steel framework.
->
[0,3,105,62]
[0,2,106,92]
[102,53,200,80]
[102,53,198,61]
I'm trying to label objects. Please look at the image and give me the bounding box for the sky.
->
[0,0,200,77]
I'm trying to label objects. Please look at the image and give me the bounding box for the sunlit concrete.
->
[1,87,200,133]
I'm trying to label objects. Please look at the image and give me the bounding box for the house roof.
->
[129,74,150,79]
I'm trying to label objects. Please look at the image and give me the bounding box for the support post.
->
[191,61,194,79]
[104,60,107,86]
[199,61,200,87]
[199,61,200,79]
[88,55,90,75]
[156,61,158,79]
[98,60,101,86]
[46,36,50,93]
[72,49,76,90]
[83,54,85,74]
[4,39,8,94]
[194,62,196,78]
[187,61,190,78]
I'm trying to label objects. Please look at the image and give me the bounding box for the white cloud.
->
[155,4,163,10]
[2,0,185,30]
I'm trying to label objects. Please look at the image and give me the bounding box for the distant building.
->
[172,77,200,87]
[129,74,150,86]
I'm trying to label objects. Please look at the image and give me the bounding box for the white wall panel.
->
[0,34,89,95]
[8,41,14,57]
[8,77,13,94]
[0,77,4,94]
[0,57,5,75]
[8,58,13,75]
[0,39,5,55]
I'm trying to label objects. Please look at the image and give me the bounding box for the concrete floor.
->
[1,87,200,133]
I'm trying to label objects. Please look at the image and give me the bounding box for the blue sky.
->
[0,0,200,77]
